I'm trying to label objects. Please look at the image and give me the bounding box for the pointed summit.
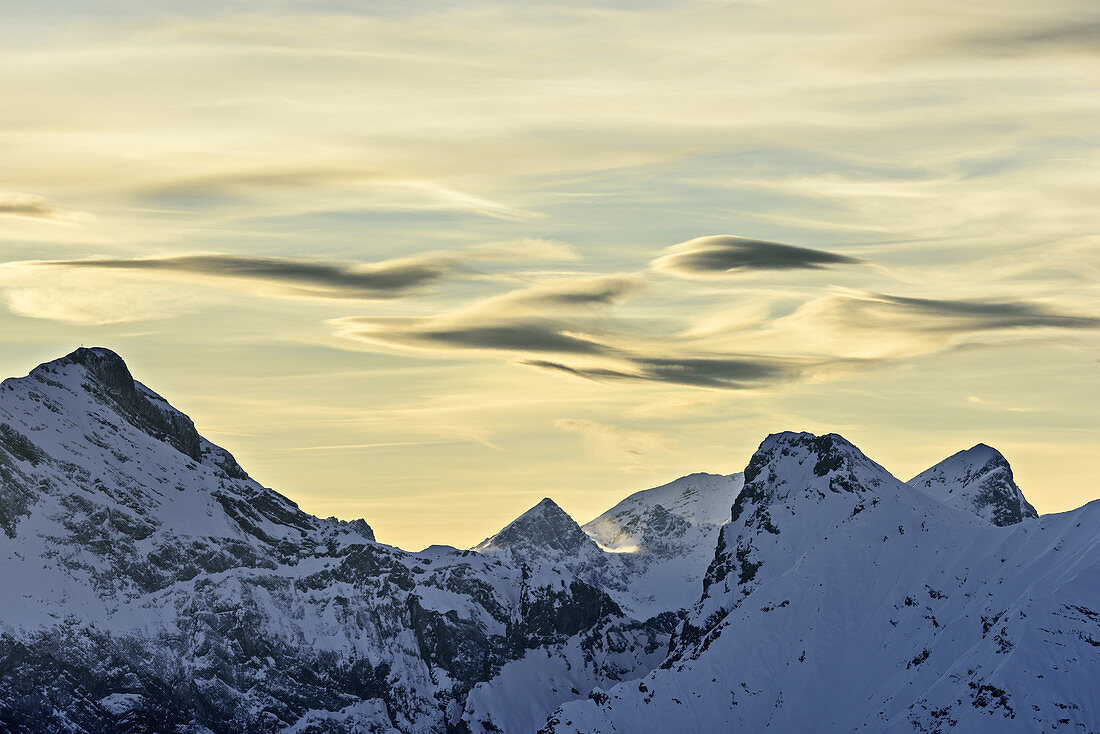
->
[908,444,1037,526]
[474,497,598,558]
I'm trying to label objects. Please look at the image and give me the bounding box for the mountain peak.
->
[908,444,1037,526]
[32,346,134,391]
[737,432,885,511]
[50,347,205,464]
[532,496,562,512]
[14,347,250,480]
[725,430,904,550]
[958,443,1003,462]
[474,497,597,558]
[510,497,571,527]
[57,345,127,367]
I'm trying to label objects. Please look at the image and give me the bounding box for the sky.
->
[0,0,1097,550]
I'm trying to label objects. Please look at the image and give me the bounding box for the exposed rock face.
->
[52,347,206,464]
[476,498,603,561]
[908,443,1038,526]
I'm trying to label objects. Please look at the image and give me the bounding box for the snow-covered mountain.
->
[2,349,1096,733]
[0,348,659,732]
[581,472,743,617]
[584,472,743,544]
[540,432,1100,733]
[908,443,1038,526]
[463,476,744,731]
[473,473,743,620]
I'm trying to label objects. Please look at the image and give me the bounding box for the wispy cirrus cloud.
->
[143,169,545,222]
[411,322,614,355]
[961,16,1100,54]
[652,235,864,279]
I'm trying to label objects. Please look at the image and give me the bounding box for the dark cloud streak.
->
[520,355,801,390]
[35,254,456,299]
[517,277,640,307]
[653,235,863,277]
[419,323,613,355]
[848,293,1100,331]
[965,18,1100,53]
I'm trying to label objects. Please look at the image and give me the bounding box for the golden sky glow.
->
[1,1,1097,550]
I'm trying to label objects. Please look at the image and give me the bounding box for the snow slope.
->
[540,432,1100,733]
[580,472,744,618]
[584,472,743,544]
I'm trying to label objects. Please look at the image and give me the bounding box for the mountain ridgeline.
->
[0,348,1096,733]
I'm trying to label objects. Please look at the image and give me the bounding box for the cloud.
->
[485,275,643,310]
[964,18,1100,54]
[0,192,72,221]
[1007,20,1100,49]
[332,266,1100,393]
[4,283,198,324]
[143,167,544,221]
[652,236,863,278]
[336,314,619,356]
[732,290,1100,362]
[416,322,614,355]
[828,293,1100,333]
[515,290,1099,387]
[333,275,644,352]
[465,238,580,263]
[334,276,806,390]
[521,356,799,390]
[21,241,592,303]
[630,356,794,388]
[30,253,455,299]
[966,396,1039,413]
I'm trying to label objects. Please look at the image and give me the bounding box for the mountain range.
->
[0,348,1095,733]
